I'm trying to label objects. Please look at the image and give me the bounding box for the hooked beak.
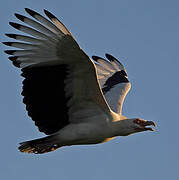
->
[142,121,156,131]
[134,120,156,131]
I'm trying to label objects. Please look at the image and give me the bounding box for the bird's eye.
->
[133,119,141,124]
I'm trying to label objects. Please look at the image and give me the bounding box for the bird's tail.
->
[18,135,61,154]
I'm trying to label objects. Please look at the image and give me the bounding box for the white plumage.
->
[3,8,155,154]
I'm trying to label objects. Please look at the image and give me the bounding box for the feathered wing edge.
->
[3,8,73,68]
[3,8,110,115]
[92,54,131,114]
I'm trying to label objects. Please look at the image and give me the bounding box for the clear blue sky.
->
[0,0,178,179]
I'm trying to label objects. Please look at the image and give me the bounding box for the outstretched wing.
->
[3,8,111,135]
[92,54,131,115]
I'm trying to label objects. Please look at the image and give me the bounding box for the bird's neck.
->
[110,119,133,136]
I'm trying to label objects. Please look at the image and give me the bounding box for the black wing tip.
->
[121,70,128,77]
[92,55,101,62]
[9,22,21,29]
[106,53,126,71]
[14,13,26,22]
[5,33,17,39]
[13,61,21,68]
[8,56,20,67]
[25,8,37,17]
[44,9,56,19]
[105,53,116,62]
[8,56,18,61]
[2,42,13,46]
[4,50,16,55]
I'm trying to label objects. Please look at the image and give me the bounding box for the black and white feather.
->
[93,54,131,114]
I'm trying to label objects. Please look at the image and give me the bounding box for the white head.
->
[114,118,156,136]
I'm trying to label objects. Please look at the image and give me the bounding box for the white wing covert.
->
[92,54,131,115]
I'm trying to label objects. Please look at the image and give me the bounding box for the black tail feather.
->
[18,135,61,154]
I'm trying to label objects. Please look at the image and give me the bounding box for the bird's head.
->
[116,118,156,136]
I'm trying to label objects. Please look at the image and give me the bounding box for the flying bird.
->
[3,8,156,154]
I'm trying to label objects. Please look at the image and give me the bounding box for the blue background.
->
[0,0,178,179]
